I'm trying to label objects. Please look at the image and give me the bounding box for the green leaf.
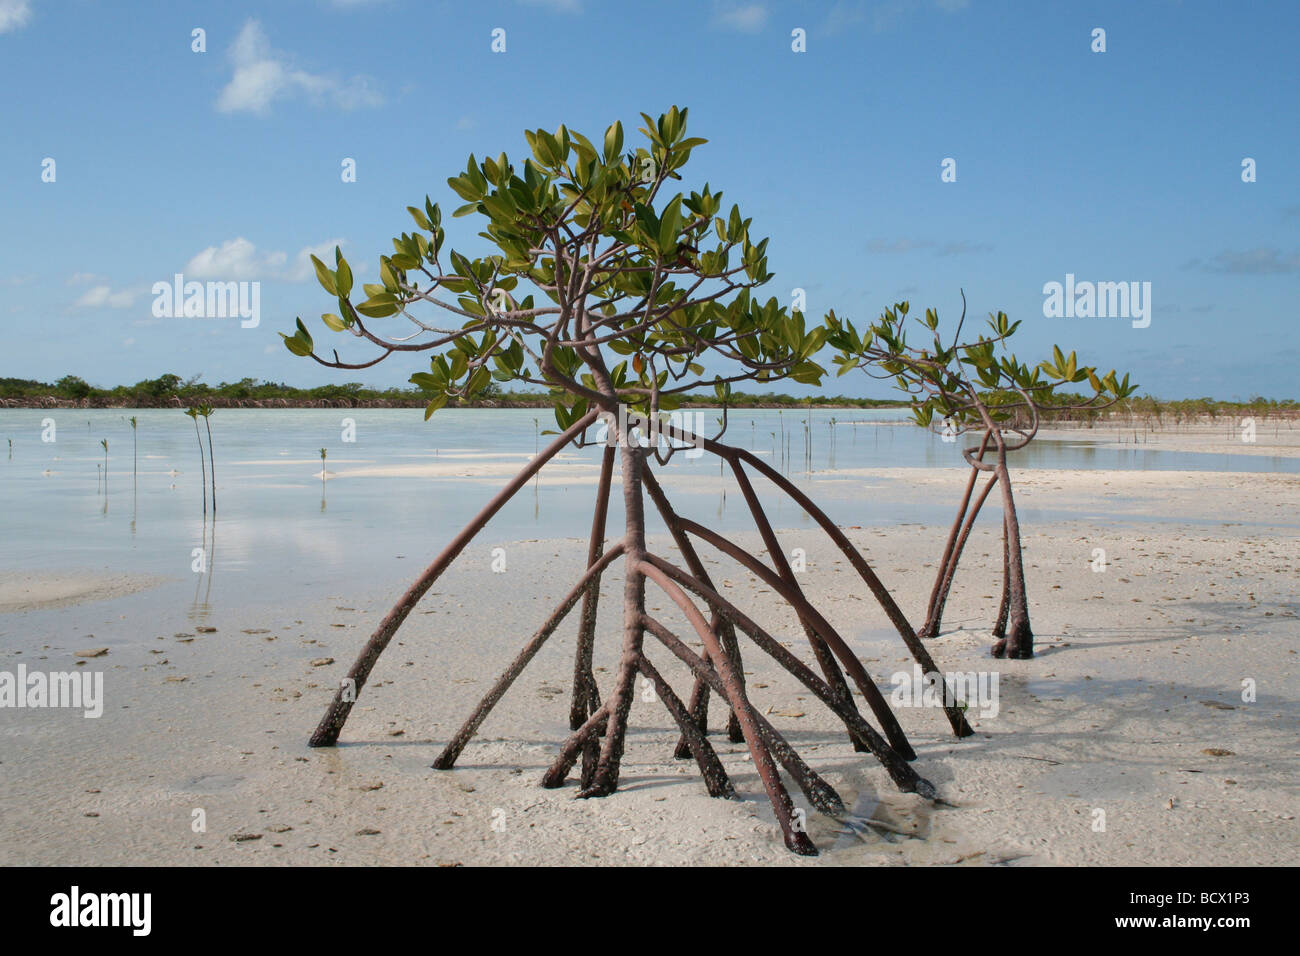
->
[658,196,683,252]
[334,250,353,298]
[311,255,338,296]
[355,294,399,318]
[603,121,624,161]
[447,174,481,202]
[450,350,468,380]
[408,205,431,230]
[280,332,311,357]
[423,394,448,420]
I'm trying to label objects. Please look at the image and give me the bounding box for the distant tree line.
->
[0,373,909,410]
[0,375,1292,418]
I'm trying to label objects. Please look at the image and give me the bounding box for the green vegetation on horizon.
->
[0,373,907,411]
[2,374,1296,420]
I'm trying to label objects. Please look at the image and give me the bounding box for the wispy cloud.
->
[0,0,31,34]
[1184,248,1300,275]
[866,238,933,254]
[183,237,347,282]
[713,2,768,33]
[519,0,582,12]
[823,0,969,36]
[284,239,350,282]
[937,240,993,256]
[216,19,383,115]
[73,285,139,309]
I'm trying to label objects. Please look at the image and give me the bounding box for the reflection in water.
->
[189,516,215,624]
[2,407,1296,620]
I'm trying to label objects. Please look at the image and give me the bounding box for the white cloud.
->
[823,0,969,35]
[1,273,36,286]
[285,238,348,282]
[74,285,138,308]
[713,3,768,33]
[0,0,32,34]
[216,19,383,115]
[1187,247,1300,275]
[184,236,347,282]
[866,238,933,254]
[186,237,286,279]
[519,0,582,12]
[66,271,103,285]
[937,240,993,256]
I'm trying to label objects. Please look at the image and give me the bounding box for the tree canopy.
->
[282,107,829,429]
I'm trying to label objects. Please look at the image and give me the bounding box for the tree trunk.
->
[919,431,991,637]
[193,419,206,515]
[990,462,1033,658]
[992,512,1010,638]
[581,441,648,797]
[924,469,999,639]
[919,469,977,638]
[203,417,216,514]
[571,445,615,787]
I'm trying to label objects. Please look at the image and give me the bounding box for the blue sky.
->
[2,0,1296,399]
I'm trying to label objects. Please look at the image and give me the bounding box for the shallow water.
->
[0,407,1294,616]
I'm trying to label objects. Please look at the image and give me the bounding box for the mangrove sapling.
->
[184,407,207,515]
[283,108,971,855]
[199,405,216,514]
[828,297,1136,658]
[100,439,108,488]
[129,415,138,481]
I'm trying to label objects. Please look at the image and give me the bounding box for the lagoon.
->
[1,407,1295,618]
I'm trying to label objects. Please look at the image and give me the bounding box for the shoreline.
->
[1,458,1295,866]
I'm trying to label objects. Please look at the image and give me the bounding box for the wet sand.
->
[0,448,1296,866]
[0,571,166,613]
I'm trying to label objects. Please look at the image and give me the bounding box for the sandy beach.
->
[1,421,1295,867]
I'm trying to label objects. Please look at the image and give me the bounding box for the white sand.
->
[0,571,165,613]
[0,446,1295,866]
[1037,419,1300,459]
